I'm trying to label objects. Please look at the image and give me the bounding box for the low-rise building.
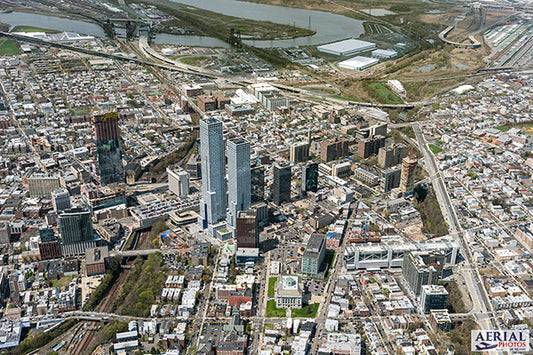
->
[85,247,109,276]
[275,275,302,309]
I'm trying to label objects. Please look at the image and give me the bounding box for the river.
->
[0,1,366,49]
[0,11,106,37]
[168,0,365,47]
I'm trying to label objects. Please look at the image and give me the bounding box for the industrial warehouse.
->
[338,56,379,71]
[317,38,376,56]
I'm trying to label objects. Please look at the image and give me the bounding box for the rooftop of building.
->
[304,233,326,257]
[85,246,109,265]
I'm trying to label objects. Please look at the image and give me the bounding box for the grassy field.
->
[495,124,533,135]
[0,39,20,55]
[71,108,89,116]
[428,143,444,154]
[266,299,286,317]
[291,303,319,318]
[180,56,209,66]
[268,277,276,297]
[51,275,75,289]
[494,125,511,132]
[368,82,404,104]
[330,94,360,102]
[11,25,61,33]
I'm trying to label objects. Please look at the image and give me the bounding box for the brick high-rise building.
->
[39,241,61,260]
[400,154,417,197]
[236,210,257,249]
[378,143,407,168]
[197,95,217,112]
[85,247,109,276]
[38,224,61,259]
[320,139,349,162]
[290,142,309,163]
[358,135,386,159]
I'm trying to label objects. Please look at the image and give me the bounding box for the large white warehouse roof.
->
[338,56,379,71]
[317,39,376,56]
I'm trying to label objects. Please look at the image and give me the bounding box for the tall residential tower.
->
[227,137,251,230]
[199,118,227,231]
[400,153,417,197]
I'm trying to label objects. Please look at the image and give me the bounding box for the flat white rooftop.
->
[317,39,375,56]
[338,56,379,71]
[372,49,398,58]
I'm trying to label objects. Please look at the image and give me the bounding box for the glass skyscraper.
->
[227,137,251,230]
[93,110,124,185]
[301,162,319,195]
[251,161,265,203]
[199,118,227,229]
[59,207,94,244]
[273,164,291,205]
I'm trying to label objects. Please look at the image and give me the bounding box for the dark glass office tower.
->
[251,161,265,203]
[59,208,94,244]
[301,162,319,195]
[273,164,291,205]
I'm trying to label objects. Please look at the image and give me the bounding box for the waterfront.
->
[169,0,365,47]
[0,11,106,36]
[0,1,366,48]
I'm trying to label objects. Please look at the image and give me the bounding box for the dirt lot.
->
[401,221,426,241]
[479,267,503,278]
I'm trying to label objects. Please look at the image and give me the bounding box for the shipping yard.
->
[485,21,533,68]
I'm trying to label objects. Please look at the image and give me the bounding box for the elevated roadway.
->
[6,30,533,112]
[138,36,218,78]
[439,25,481,48]
[0,31,219,78]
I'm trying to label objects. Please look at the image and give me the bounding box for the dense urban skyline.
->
[0,0,532,353]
